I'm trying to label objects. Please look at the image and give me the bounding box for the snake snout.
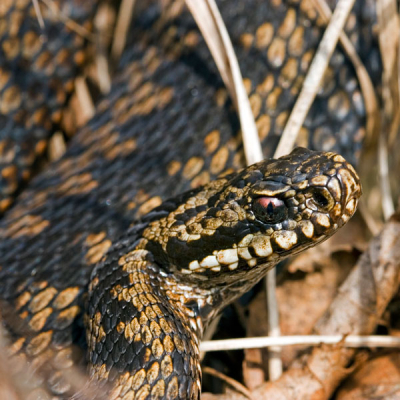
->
[337,163,362,226]
[287,149,361,239]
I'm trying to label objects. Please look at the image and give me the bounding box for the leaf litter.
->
[11,0,400,398]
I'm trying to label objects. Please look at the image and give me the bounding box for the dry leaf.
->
[336,353,400,399]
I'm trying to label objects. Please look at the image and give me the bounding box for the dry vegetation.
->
[2,0,400,399]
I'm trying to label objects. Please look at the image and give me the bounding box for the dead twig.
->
[274,0,356,159]
[32,0,45,29]
[111,0,136,65]
[203,366,253,400]
[40,0,96,41]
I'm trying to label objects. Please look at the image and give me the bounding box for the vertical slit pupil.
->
[253,197,287,223]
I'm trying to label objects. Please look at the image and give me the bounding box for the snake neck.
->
[115,234,211,338]
[87,230,204,399]
[86,223,271,399]
[132,196,282,333]
[109,230,263,339]
[152,249,277,332]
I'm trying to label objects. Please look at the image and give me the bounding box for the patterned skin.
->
[0,0,373,398]
[0,0,99,211]
[86,148,361,399]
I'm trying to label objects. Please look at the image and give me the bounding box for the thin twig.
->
[32,0,45,29]
[376,0,398,220]
[185,0,262,165]
[94,4,113,94]
[274,0,356,158]
[311,0,379,143]
[185,0,280,380]
[201,335,400,352]
[75,77,95,123]
[265,10,364,349]
[202,366,253,399]
[264,272,282,381]
[111,0,136,65]
[379,133,395,220]
[40,0,96,41]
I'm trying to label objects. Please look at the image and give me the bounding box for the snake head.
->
[242,147,361,254]
[143,147,361,284]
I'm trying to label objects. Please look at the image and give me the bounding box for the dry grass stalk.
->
[184,0,262,165]
[274,0,356,159]
[201,334,400,352]
[203,367,253,400]
[94,3,114,94]
[75,77,95,123]
[376,0,398,220]
[32,0,45,29]
[40,0,96,40]
[264,270,282,381]
[48,131,67,161]
[311,0,379,142]
[111,0,136,65]
[184,0,282,379]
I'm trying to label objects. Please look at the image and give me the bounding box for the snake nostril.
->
[313,191,329,208]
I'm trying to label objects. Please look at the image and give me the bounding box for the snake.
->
[0,0,374,399]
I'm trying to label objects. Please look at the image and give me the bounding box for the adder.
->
[0,0,375,399]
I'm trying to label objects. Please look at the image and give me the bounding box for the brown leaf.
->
[337,353,400,399]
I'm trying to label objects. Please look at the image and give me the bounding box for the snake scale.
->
[0,0,376,399]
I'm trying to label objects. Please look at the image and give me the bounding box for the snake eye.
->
[309,188,334,211]
[253,197,287,224]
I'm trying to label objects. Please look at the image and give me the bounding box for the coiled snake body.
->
[0,0,373,399]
